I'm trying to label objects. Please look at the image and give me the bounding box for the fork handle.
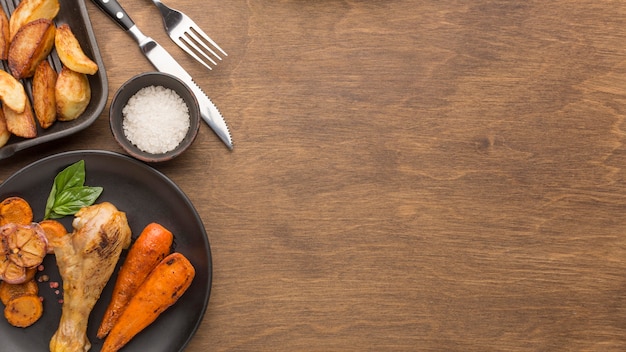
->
[90,0,136,31]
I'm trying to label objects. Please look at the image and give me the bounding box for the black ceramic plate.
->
[0,0,108,160]
[0,150,212,352]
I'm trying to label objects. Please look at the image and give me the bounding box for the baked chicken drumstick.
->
[49,202,131,352]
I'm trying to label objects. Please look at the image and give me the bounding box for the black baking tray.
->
[0,0,107,160]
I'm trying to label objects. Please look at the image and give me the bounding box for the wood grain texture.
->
[2,0,626,350]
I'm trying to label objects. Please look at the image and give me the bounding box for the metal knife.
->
[91,0,233,150]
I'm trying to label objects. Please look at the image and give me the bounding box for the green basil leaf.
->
[44,160,88,219]
[44,183,57,220]
[51,186,103,216]
[54,160,86,192]
[46,210,65,220]
[43,160,104,220]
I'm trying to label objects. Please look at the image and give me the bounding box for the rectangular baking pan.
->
[0,0,107,160]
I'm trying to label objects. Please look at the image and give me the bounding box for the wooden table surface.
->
[2,0,626,350]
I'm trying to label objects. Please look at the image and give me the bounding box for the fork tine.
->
[178,26,230,70]
[151,0,227,70]
[184,30,221,62]
[175,37,214,70]
[189,26,228,58]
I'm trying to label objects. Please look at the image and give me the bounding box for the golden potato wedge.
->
[3,96,37,138]
[8,18,56,79]
[0,108,11,148]
[55,24,98,75]
[32,60,57,129]
[9,0,59,41]
[0,9,9,60]
[55,66,91,121]
[0,70,27,113]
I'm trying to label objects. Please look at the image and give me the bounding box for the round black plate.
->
[0,150,211,351]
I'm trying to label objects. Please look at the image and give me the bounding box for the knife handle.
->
[90,0,135,31]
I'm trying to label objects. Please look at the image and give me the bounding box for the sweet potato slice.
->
[0,196,33,226]
[39,219,66,253]
[3,294,43,327]
[8,18,56,79]
[23,266,37,282]
[9,0,60,41]
[0,69,27,113]
[2,96,37,138]
[55,24,97,75]
[32,60,58,129]
[0,279,38,305]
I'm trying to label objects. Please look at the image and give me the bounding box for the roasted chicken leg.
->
[49,202,131,352]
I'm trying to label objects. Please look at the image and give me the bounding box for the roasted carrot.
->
[0,196,33,226]
[23,267,37,282]
[3,294,43,327]
[38,219,68,253]
[97,222,173,338]
[0,279,38,305]
[100,252,195,352]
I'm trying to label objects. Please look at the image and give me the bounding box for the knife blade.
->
[91,0,233,150]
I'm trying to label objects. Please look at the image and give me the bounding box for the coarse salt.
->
[122,85,190,154]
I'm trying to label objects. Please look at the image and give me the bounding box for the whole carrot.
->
[100,252,195,352]
[97,222,173,339]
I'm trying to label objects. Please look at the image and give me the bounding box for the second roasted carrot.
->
[97,222,173,339]
[100,252,195,352]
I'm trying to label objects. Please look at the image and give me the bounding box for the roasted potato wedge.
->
[3,96,37,138]
[32,60,57,129]
[0,70,27,113]
[55,24,98,75]
[9,0,60,41]
[8,18,56,79]
[55,66,91,121]
[0,9,9,60]
[0,108,10,148]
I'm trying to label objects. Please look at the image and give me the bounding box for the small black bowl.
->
[109,72,201,163]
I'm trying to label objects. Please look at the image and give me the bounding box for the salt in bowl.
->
[109,72,200,163]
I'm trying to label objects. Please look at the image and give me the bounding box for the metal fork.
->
[150,0,227,70]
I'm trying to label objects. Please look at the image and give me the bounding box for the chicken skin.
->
[49,202,131,352]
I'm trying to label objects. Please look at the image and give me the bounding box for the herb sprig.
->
[44,160,103,219]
